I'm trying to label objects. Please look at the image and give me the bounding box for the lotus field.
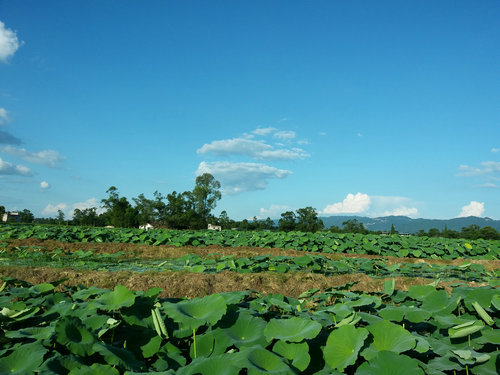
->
[0,224,499,374]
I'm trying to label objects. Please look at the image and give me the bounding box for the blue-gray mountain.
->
[319,215,500,233]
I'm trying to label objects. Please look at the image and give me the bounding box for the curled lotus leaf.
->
[55,316,97,356]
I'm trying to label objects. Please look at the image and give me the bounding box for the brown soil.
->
[0,266,486,299]
[6,238,500,271]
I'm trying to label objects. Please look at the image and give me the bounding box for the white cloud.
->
[479,182,498,188]
[0,146,66,167]
[0,108,8,125]
[273,130,296,141]
[381,206,419,217]
[491,148,499,153]
[40,181,50,189]
[458,201,484,217]
[252,127,276,136]
[323,193,371,214]
[197,138,309,161]
[196,161,292,194]
[0,21,21,62]
[458,161,500,176]
[259,204,293,219]
[0,157,32,176]
[42,203,67,215]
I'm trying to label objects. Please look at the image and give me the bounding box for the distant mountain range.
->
[319,215,500,233]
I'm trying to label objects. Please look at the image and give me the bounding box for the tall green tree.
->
[192,173,221,223]
[278,211,296,232]
[101,186,138,228]
[19,209,34,223]
[295,206,324,232]
[342,219,367,234]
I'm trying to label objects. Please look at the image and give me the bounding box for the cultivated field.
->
[0,224,498,374]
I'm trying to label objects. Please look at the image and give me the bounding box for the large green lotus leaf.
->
[378,306,405,322]
[470,351,499,375]
[223,311,268,348]
[121,295,157,328]
[356,351,424,375]
[362,320,416,360]
[426,354,465,373]
[218,291,248,305]
[30,282,55,295]
[408,285,436,301]
[405,307,431,323]
[479,328,500,345]
[93,342,143,371]
[69,363,120,375]
[163,294,227,331]
[39,354,84,375]
[71,285,107,301]
[492,294,500,310]
[346,294,382,309]
[323,325,368,371]
[122,325,161,359]
[384,279,395,296]
[5,325,54,340]
[234,346,295,374]
[273,340,310,372]
[465,288,496,309]
[55,316,97,356]
[177,354,240,375]
[264,316,322,342]
[0,342,47,375]
[189,328,231,358]
[422,290,459,314]
[91,285,136,311]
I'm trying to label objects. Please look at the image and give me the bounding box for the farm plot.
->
[0,224,499,373]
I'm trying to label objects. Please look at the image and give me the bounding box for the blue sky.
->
[0,1,499,220]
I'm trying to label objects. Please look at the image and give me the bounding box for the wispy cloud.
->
[0,108,9,125]
[0,130,22,145]
[0,157,32,176]
[0,146,66,168]
[458,161,500,176]
[273,130,296,141]
[252,127,276,136]
[197,137,309,161]
[196,161,291,194]
[458,201,484,217]
[0,21,21,62]
[491,148,499,153]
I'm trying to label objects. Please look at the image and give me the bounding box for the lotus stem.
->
[193,329,197,359]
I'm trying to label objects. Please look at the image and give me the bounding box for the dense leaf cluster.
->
[0,279,498,374]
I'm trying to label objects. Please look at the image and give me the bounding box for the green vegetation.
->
[1,224,499,260]
[0,278,498,374]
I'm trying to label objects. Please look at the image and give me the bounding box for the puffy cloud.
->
[0,130,22,145]
[0,21,21,62]
[458,201,484,218]
[259,204,293,219]
[0,146,66,167]
[0,157,32,176]
[196,161,292,194]
[0,108,8,125]
[40,181,50,189]
[323,193,371,214]
[42,203,67,215]
[197,138,309,161]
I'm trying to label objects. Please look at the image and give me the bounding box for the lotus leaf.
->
[93,342,143,371]
[264,316,322,342]
[222,311,268,348]
[163,294,227,331]
[422,290,459,314]
[234,346,295,374]
[178,354,240,375]
[69,363,120,375]
[362,320,416,360]
[0,342,47,375]
[469,351,499,375]
[323,325,368,371]
[39,354,84,375]
[91,285,136,311]
[55,316,97,356]
[273,340,310,371]
[448,320,485,338]
[356,351,424,375]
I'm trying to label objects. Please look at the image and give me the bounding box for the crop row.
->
[1,246,498,284]
[1,224,499,260]
[0,278,498,374]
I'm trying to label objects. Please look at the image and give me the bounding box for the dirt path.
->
[0,266,486,299]
[5,238,500,271]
